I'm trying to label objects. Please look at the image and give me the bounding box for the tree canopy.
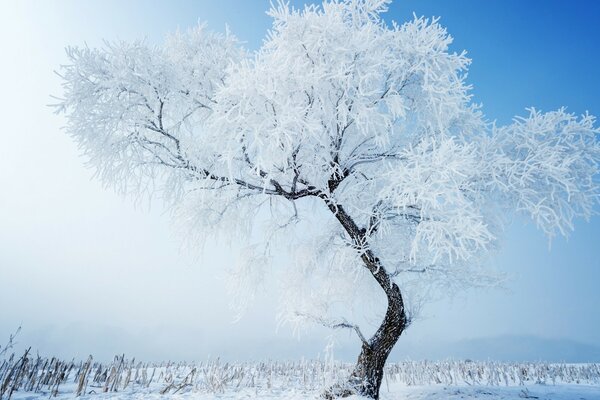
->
[56,0,599,336]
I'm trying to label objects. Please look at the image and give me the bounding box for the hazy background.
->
[1,0,599,363]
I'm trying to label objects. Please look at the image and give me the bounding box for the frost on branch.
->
[55,0,600,336]
[55,25,245,201]
[486,109,600,239]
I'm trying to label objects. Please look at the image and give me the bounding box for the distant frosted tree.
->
[55,1,599,398]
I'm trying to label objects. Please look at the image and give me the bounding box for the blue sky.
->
[0,1,598,362]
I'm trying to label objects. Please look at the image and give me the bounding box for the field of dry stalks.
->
[1,347,600,399]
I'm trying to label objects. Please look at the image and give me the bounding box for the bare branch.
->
[294,312,368,346]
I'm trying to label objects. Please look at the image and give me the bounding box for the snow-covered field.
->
[387,384,600,399]
[9,383,600,399]
[2,354,600,399]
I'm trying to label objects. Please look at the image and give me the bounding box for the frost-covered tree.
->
[55,1,600,398]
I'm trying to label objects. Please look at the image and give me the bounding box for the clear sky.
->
[0,0,599,362]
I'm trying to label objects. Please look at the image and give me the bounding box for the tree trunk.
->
[326,283,407,400]
[350,282,406,399]
[320,197,408,399]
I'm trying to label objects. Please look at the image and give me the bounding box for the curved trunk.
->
[326,283,407,399]
[321,195,408,399]
[349,283,406,399]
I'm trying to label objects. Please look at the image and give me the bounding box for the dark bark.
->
[320,194,408,399]
[347,283,406,398]
[325,283,407,400]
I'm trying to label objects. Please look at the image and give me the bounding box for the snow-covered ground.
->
[387,383,600,399]
[10,384,600,399]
